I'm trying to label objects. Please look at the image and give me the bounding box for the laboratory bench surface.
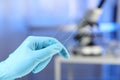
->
[54,54,120,80]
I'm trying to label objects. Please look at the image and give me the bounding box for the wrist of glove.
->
[0,60,15,80]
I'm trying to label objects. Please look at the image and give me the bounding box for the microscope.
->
[73,0,105,56]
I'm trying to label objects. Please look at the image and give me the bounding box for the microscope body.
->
[73,8,102,56]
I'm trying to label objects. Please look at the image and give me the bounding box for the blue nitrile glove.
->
[0,36,70,80]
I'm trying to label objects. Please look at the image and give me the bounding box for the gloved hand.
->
[0,36,70,80]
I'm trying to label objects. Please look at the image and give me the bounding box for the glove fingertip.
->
[32,69,41,74]
[59,49,70,59]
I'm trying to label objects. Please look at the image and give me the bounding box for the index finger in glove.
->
[33,39,70,60]
[26,36,62,49]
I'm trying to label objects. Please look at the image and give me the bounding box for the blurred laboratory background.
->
[0,0,120,80]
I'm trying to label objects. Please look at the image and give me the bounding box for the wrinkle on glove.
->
[32,57,52,73]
